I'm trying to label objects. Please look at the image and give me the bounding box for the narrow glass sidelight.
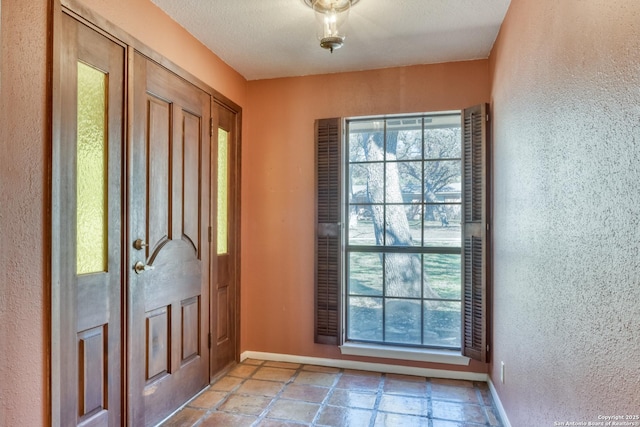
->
[76,62,108,274]
[217,128,229,255]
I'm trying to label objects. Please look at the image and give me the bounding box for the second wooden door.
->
[127,52,211,427]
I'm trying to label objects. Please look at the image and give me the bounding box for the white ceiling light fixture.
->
[303,0,361,53]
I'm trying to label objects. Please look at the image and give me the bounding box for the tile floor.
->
[161,359,503,427]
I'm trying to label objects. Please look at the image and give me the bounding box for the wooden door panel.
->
[78,327,106,417]
[217,255,230,344]
[147,96,171,259]
[183,112,201,254]
[181,297,201,362]
[129,52,210,427]
[146,307,170,381]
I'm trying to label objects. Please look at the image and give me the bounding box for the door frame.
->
[50,1,243,424]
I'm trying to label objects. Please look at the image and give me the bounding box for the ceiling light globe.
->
[310,0,353,52]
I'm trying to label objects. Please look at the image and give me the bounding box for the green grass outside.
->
[347,251,461,348]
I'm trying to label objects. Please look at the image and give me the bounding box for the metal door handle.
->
[134,261,155,274]
[133,239,149,250]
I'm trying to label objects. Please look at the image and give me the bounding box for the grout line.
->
[310,367,344,426]
[249,361,305,426]
[366,372,386,427]
[426,379,434,425]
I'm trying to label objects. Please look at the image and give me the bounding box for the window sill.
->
[339,342,470,366]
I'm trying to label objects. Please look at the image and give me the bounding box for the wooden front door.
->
[212,102,240,376]
[53,13,125,427]
[127,52,211,426]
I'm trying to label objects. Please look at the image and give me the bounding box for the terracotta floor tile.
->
[378,394,430,417]
[264,361,301,369]
[242,358,265,366]
[431,384,481,404]
[431,420,467,427]
[302,364,340,374]
[266,399,320,424]
[187,390,228,409]
[335,374,381,392]
[209,375,243,392]
[486,406,501,426]
[342,369,382,378]
[253,366,297,382]
[478,387,493,406]
[294,371,339,387]
[229,364,259,378]
[199,411,257,427]
[235,379,284,397]
[383,377,428,396]
[160,407,206,427]
[373,412,430,427]
[385,373,427,382]
[281,383,330,403]
[432,400,487,424]
[218,394,271,416]
[257,419,308,426]
[218,393,272,415]
[316,405,373,427]
[431,378,474,388]
[327,389,377,409]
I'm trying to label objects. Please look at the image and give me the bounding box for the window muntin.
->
[345,112,462,349]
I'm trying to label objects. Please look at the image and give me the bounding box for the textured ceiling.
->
[150,0,511,81]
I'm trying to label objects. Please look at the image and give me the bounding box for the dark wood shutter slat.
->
[315,118,341,345]
[461,104,489,362]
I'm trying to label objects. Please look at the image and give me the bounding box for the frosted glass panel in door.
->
[76,62,107,274]
[217,128,229,255]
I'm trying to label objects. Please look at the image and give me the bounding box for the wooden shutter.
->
[461,104,489,362]
[315,118,342,345]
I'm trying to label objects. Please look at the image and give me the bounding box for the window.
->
[345,113,462,349]
[315,105,488,360]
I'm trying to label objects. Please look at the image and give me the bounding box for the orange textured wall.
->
[0,1,50,425]
[243,61,490,373]
[489,0,640,424]
[0,0,245,424]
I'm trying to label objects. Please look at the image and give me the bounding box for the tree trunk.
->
[364,131,439,299]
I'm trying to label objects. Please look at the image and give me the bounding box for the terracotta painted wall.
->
[0,1,50,425]
[489,0,640,424]
[243,61,490,373]
[0,0,245,424]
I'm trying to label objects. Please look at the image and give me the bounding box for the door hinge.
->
[208,333,212,349]
[208,226,212,243]
[210,117,214,137]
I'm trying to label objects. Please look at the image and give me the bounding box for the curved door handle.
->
[134,261,155,275]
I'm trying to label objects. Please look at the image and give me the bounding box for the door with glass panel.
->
[211,102,239,376]
[53,14,124,427]
[127,52,211,426]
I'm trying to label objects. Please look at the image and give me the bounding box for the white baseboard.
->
[240,350,488,382]
[488,377,512,427]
